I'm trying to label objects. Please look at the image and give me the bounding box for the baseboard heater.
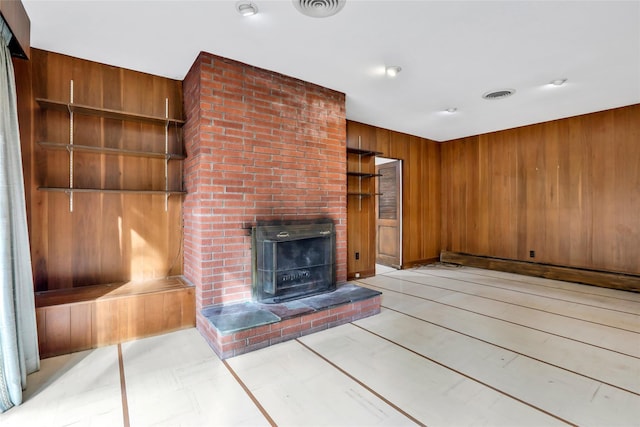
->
[440,251,639,293]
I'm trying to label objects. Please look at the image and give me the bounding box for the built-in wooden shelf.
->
[347,171,382,178]
[347,147,382,157]
[36,98,185,126]
[38,141,186,160]
[38,187,187,195]
[37,95,185,210]
[347,192,382,197]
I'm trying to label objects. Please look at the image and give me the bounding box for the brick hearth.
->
[182,52,379,358]
[198,287,381,359]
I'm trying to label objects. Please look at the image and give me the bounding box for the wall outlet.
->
[355,273,360,278]
[529,250,535,258]
[355,252,360,260]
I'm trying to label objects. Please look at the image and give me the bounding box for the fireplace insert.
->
[252,220,336,303]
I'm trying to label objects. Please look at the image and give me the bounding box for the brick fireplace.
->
[182,52,379,358]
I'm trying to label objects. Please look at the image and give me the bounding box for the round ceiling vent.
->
[293,0,346,18]
[482,89,516,100]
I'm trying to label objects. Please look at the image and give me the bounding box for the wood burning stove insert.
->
[252,220,336,303]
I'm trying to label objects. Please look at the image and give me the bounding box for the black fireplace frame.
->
[251,219,336,303]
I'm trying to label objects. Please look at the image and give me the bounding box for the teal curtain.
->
[0,17,40,413]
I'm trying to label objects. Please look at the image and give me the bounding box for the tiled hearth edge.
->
[195,286,381,360]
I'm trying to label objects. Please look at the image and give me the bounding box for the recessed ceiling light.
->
[237,1,258,16]
[550,78,568,86]
[482,89,515,100]
[385,65,402,77]
[446,107,458,113]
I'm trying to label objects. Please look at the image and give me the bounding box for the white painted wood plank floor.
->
[2,265,638,426]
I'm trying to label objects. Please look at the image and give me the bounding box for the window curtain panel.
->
[0,17,40,413]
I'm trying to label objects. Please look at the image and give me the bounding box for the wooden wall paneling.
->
[406,136,421,262]
[346,171,376,277]
[566,115,592,269]
[30,49,185,289]
[27,49,192,356]
[151,193,170,278]
[95,298,120,346]
[611,107,640,272]
[484,130,518,259]
[590,111,615,271]
[43,305,71,356]
[346,121,376,151]
[440,140,454,252]
[389,131,410,263]
[441,104,640,276]
[375,127,390,157]
[541,122,560,264]
[73,194,103,286]
[69,55,105,286]
[148,77,176,277]
[465,137,481,254]
[13,57,32,231]
[513,129,529,261]
[475,136,490,255]
[36,308,47,354]
[441,138,459,253]
[555,120,573,266]
[181,287,196,327]
[544,121,568,265]
[47,193,73,288]
[590,110,632,272]
[69,303,93,352]
[517,125,540,263]
[423,139,441,261]
[346,121,378,278]
[144,292,167,336]
[116,296,133,344]
[33,51,69,289]
[163,290,184,331]
[123,195,146,279]
[171,199,183,276]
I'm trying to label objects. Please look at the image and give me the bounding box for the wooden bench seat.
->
[35,277,195,358]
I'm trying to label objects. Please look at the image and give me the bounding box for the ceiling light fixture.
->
[237,1,258,16]
[293,0,346,18]
[445,107,458,113]
[550,78,568,86]
[385,65,402,77]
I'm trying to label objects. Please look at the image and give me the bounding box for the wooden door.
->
[376,160,401,268]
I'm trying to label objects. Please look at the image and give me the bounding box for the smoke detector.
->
[293,0,346,18]
[482,89,516,100]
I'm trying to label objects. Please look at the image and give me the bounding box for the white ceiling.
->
[22,0,640,141]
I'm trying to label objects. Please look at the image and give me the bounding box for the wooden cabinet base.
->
[35,278,195,358]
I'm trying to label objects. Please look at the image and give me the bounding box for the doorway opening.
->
[375,157,402,273]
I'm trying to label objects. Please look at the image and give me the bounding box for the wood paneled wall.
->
[23,49,185,290]
[347,121,441,277]
[441,104,640,275]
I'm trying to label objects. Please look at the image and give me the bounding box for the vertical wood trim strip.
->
[117,343,131,427]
